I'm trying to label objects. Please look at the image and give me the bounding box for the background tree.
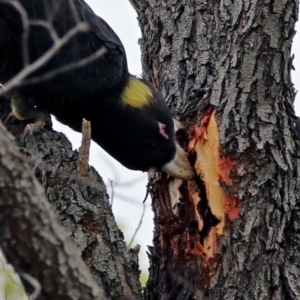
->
[0,0,300,299]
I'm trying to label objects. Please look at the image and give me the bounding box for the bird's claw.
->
[23,119,47,140]
[22,112,51,141]
[23,123,41,141]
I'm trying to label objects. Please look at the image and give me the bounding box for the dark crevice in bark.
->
[194,176,220,244]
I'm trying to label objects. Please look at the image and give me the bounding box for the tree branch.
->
[0,97,142,299]
[0,120,106,300]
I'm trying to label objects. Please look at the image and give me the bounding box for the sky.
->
[53,0,300,279]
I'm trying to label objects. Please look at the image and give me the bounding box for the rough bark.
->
[0,97,142,299]
[130,0,300,299]
[0,113,106,300]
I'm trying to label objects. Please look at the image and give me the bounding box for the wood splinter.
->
[77,118,91,176]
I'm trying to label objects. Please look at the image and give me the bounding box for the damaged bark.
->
[130,0,300,299]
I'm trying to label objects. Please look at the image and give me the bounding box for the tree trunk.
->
[130,0,300,299]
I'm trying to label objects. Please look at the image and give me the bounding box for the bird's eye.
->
[158,122,169,139]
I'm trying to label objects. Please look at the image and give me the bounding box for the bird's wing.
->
[0,0,128,96]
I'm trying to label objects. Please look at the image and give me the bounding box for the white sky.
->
[52,0,300,277]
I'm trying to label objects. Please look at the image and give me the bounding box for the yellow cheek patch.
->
[121,76,152,108]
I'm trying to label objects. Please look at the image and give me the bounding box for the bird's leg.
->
[6,91,51,138]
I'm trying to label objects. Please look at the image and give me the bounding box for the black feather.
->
[0,0,178,173]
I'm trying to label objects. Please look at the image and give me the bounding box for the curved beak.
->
[161,144,195,180]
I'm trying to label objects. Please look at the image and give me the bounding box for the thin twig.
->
[77,118,91,176]
[128,203,146,248]
[29,20,59,41]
